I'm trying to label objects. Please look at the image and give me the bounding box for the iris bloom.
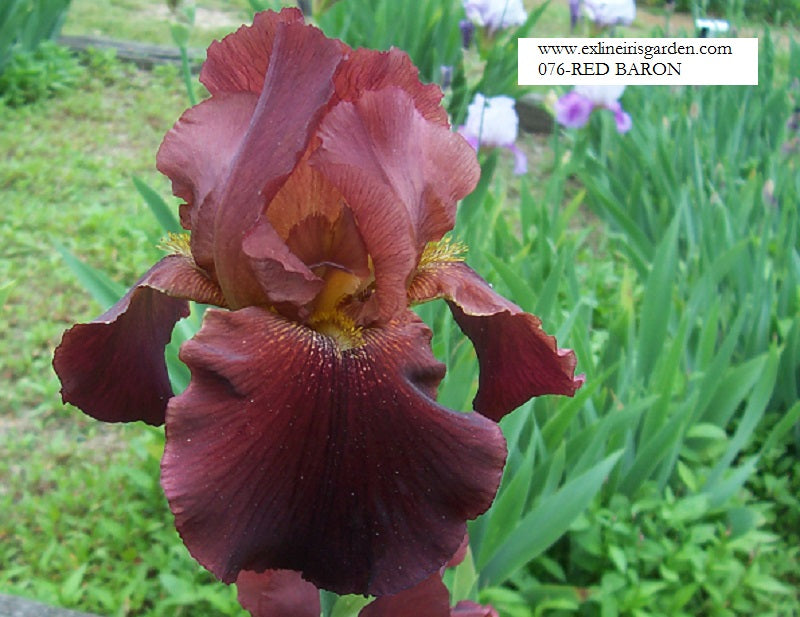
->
[463,0,527,32]
[554,85,632,133]
[459,93,527,174]
[571,0,636,28]
[53,8,581,598]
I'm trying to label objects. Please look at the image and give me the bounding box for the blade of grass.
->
[54,240,125,308]
[132,176,182,234]
[479,450,622,587]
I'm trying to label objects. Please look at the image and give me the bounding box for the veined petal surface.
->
[333,47,448,125]
[161,307,506,596]
[52,256,221,425]
[200,8,315,95]
[409,261,582,421]
[156,92,258,274]
[312,88,479,323]
[210,20,344,308]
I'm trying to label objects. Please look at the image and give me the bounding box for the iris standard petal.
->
[236,569,320,617]
[200,7,316,96]
[265,161,371,279]
[209,18,345,308]
[52,256,219,425]
[161,307,506,596]
[408,261,583,421]
[312,87,480,323]
[241,218,324,313]
[334,47,449,126]
[156,92,258,273]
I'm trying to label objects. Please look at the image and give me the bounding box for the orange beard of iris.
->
[307,267,369,350]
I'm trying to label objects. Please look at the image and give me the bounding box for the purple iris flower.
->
[555,85,632,133]
[459,93,528,174]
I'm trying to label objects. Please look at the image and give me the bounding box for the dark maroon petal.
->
[408,261,583,422]
[311,88,480,323]
[53,257,195,426]
[334,48,449,126]
[200,8,317,96]
[161,308,506,596]
[210,19,345,309]
[146,254,227,308]
[236,569,320,617]
[451,601,499,617]
[358,573,450,617]
[156,93,258,274]
[446,534,470,569]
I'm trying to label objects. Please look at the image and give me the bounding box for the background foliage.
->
[637,0,800,27]
[1,0,798,616]
[0,0,72,73]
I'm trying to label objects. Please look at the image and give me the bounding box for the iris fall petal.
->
[409,261,582,421]
[358,573,450,617]
[236,569,320,617]
[52,256,208,425]
[161,307,506,596]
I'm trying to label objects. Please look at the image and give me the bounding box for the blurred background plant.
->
[0,0,72,73]
[2,0,798,616]
[638,0,800,27]
[0,0,76,105]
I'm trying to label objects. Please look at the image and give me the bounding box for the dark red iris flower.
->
[53,8,582,598]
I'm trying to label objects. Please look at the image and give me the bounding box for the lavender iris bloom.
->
[555,85,632,133]
[459,93,528,174]
[573,0,636,28]
[463,0,527,32]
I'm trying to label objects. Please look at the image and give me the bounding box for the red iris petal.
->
[334,48,449,126]
[312,88,479,323]
[210,19,345,309]
[156,92,258,275]
[267,162,371,279]
[200,8,314,96]
[409,261,583,421]
[236,569,320,617]
[358,573,450,617]
[161,308,506,596]
[446,534,470,569]
[241,218,324,313]
[285,209,370,278]
[52,257,203,425]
